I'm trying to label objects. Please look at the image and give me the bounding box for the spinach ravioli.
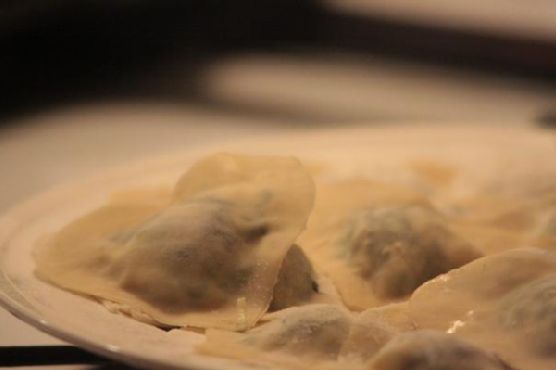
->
[35,153,316,331]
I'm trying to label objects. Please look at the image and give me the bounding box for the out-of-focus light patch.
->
[447,319,465,334]
[204,54,556,125]
[106,344,120,352]
[438,274,450,283]
[325,0,556,41]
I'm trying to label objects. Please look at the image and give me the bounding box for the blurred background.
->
[1,1,556,368]
[3,0,556,123]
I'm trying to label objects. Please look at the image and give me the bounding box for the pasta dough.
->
[499,275,556,355]
[345,205,479,299]
[29,139,556,370]
[446,172,556,255]
[370,330,513,370]
[35,153,315,330]
[339,308,397,362]
[199,304,353,369]
[299,180,480,310]
[245,304,352,359]
[200,304,412,369]
[408,248,556,370]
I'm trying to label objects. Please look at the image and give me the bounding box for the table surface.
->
[0,53,553,369]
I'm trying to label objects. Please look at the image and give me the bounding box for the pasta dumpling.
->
[370,331,513,370]
[339,308,397,362]
[198,304,352,369]
[344,205,479,299]
[200,303,403,369]
[35,153,315,330]
[499,275,556,354]
[409,248,556,370]
[244,304,352,359]
[299,180,480,309]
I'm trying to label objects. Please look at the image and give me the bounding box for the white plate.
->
[1,128,554,370]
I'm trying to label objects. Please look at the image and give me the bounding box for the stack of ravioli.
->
[35,153,556,370]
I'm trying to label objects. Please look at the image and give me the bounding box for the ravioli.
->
[339,308,398,362]
[245,304,352,359]
[199,304,515,370]
[299,179,480,310]
[199,304,353,369]
[499,276,556,355]
[23,129,556,370]
[370,330,513,370]
[199,303,413,369]
[34,153,315,330]
[446,173,556,255]
[527,207,556,251]
[408,248,556,370]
